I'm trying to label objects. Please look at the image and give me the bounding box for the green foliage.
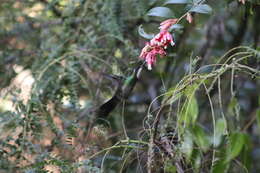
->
[147,7,176,18]
[179,85,199,125]
[138,25,155,39]
[0,0,260,172]
[189,4,212,14]
[227,132,247,161]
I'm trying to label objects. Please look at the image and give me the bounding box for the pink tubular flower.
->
[139,43,152,60]
[139,18,177,70]
[186,12,193,24]
[140,43,166,70]
[150,30,175,48]
[159,18,178,31]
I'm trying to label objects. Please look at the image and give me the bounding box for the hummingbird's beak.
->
[135,61,146,79]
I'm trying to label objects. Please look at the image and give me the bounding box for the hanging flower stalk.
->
[139,9,194,70]
[139,19,177,70]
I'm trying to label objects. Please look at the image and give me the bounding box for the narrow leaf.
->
[178,84,199,125]
[214,118,227,147]
[179,95,198,125]
[241,134,252,171]
[164,0,191,5]
[188,96,198,124]
[169,24,184,31]
[138,25,155,39]
[189,4,212,14]
[147,7,175,18]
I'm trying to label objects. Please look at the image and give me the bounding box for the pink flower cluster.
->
[140,19,177,70]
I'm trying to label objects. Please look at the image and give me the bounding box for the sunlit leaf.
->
[189,4,212,14]
[114,49,122,58]
[147,7,175,18]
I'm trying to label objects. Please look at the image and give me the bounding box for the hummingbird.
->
[97,62,144,118]
[77,61,144,122]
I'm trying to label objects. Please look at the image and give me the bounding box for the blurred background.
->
[0,0,259,172]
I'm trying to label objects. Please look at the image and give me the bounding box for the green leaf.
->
[193,152,202,172]
[178,84,199,125]
[163,84,184,104]
[147,7,175,18]
[138,25,155,39]
[192,125,210,151]
[228,97,240,116]
[241,134,252,171]
[214,118,227,147]
[180,131,193,159]
[227,133,246,161]
[164,0,191,5]
[178,97,198,125]
[179,95,198,125]
[165,90,182,104]
[169,24,184,31]
[211,159,229,173]
[189,4,212,14]
[187,95,198,124]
